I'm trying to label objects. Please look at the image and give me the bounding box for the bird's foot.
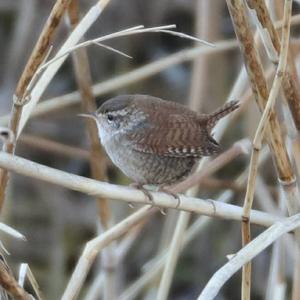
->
[130,183,153,203]
[130,183,166,215]
[158,185,181,209]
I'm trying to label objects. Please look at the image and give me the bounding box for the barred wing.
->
[130,114,220,158]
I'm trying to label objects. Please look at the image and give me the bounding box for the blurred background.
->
[0,0,299,299]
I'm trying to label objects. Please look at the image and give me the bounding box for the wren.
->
[82,94,239,205]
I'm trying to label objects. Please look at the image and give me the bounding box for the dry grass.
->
[1,1,300,299]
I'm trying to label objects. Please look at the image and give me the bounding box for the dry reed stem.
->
[99,192,230,300]
[156,161,207,300]
[265,187,288,300]
[198,213,300,300]
[247,0,300,131]
[0,0,71,212]
[18,264,44,300]
[84,274,105,300]
[255,176,282,215]
[286,105,300,182]
[157,210,191,300]
[61,206,155,300]
[189,1,219,110]
[266,241,286,300]
[85,220,146,299]
[17,0,111,138]
[38,24,215,72]
[0,223,26,241]
[292,247,300,300]
[68,2,116,299]
[68,0,111,230]
[0,254,33,300]
[226,0,295,181]
[227,1,296,299]
[0,152,281,226]
[19,134,90,160]
[15,0,72,101]
[240,0,292,297]
[197,177,242,191]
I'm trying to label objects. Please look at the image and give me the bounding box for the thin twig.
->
[37,24,214,73]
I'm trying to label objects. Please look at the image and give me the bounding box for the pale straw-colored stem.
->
[17,0,111,137]
[67,1,115,299]
[240,1,292,298]
[61,206,153,300]
[198,213,300,300]
[0,0,72,212]
[0,152,280,226]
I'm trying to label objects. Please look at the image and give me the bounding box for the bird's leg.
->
[130,183,166,215]
[157,185,181,209]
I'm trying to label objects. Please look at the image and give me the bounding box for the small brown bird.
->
[82,95,239,203]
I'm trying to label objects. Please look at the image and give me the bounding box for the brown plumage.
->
[125,95,239,158]
[92,94,239,186]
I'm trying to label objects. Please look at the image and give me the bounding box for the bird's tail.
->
[204,100,239,130]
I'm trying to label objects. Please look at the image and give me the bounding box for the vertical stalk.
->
[0,0,72,211]
[247,0,300,130]
[226,0,297,299]
[68,1,116,299]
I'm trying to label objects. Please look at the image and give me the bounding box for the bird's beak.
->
[77,112,97,122]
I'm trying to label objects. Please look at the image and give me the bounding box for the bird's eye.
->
[107,114,114,122]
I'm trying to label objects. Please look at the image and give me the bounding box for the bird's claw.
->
[130,183,166,215]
